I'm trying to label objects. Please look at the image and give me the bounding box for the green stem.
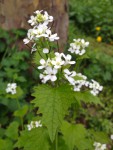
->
[74,59,82,72]
[0,48,9,69]
[16,99,24,130]
[55,131,58,150]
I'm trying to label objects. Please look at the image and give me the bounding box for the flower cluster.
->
[23,10,59,46]
[23,10,103,96]
[89,80,103,96]
[27,120,42,131]
[63,69,103,95]
[93,142,107,150]
[6,83,17,95]
[38,52,75,83]
[68,39,89,55]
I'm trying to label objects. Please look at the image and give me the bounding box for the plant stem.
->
[0,48,9,69]
[55,131,58,150]
[16,99,24,130]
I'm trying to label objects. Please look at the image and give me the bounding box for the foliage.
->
[0,28,35,149]
[69,23,113,144]
[15,128,50,150]
[0,8,113,150]
[69,0,113,43]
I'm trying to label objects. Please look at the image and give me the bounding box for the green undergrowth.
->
[68,22,113,136]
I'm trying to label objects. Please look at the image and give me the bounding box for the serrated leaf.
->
[0,139,13,150]
[5,121,19,140]
[74,91,102,105]
[15,127,50,150]
[89,130,110,143]
[32,84,76,142]
[61,121,93,150]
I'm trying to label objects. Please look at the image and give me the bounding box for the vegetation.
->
[0,1,113,149]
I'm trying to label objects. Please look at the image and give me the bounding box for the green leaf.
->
[0,139,13,150]
[61,121,93,150]
[15,127,50,150]
[14,105,28,118]
[0,128,5,138]
[74,91,102,105]
[58,136,69,150]
[89,130,110,143]
[32,84,76,142]
[5,121,19,140]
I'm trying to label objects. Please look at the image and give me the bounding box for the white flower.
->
[35,120,42,127]
[40,67,58,83]
[34,24,49,38]
[68,38,89,55]
[63,54,76,65]
[73,80,86,91]
[38,58,51,69]
[28,10,53,26]
[23,28,34,44]
[93,142,107,150]
[111,134,113,140]
[89,79,103,96]
[23,38,30,44]
[27,120,42,131]
[23,25,51,45]
[6,83,17,95]
[51,52,65,69]
[64,69,76,76]
[28,15,37,26]
[64,69,76,85]
[49,33,59,41]
[23,28,38,44]
[39,73,47,83]
[43,48,49,54]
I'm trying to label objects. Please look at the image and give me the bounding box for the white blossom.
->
[38,58,51,70]
[89,80,103,96]
[64,69,76,85]
[23,28,35,44]
[43,48,49,54]
[39,67,58,83]
[27,120,42,131]
[6,83,17,95]
[111,134,113,140]
[51,52,65,69]
[24,24,59,44]
[34,24,49,38]
[28,10,53,26]
[68,38,89,55]
[93,142,107,150]
[63,54,76,65]
[73,80,86,91]
[49,33,59,41]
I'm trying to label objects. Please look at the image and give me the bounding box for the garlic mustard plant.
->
[16,10,107,150]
